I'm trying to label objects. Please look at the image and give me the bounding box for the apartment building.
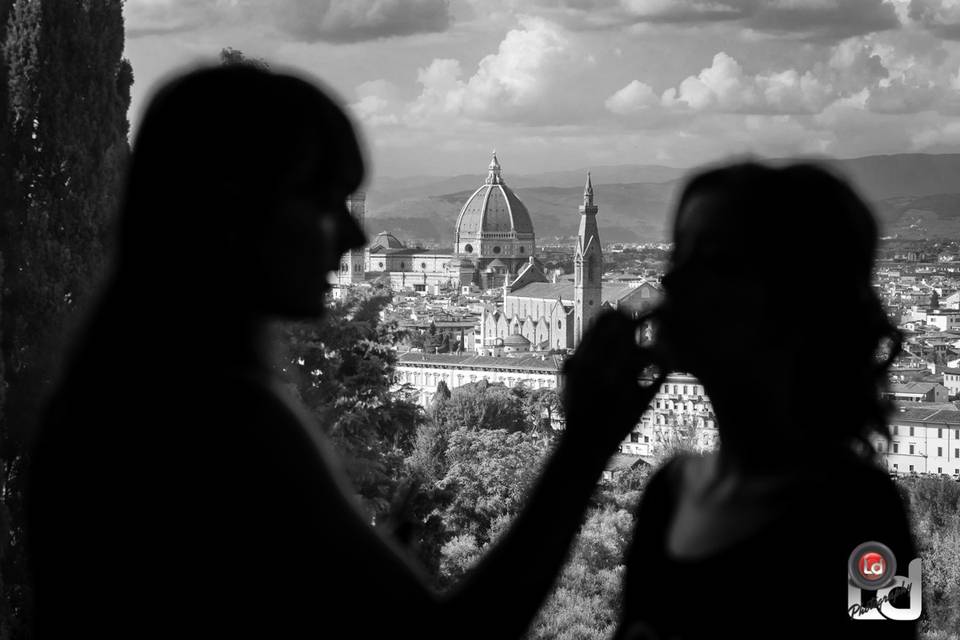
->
[879,405,960,477]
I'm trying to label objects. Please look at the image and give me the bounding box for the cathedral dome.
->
[455,152,534,239]
[370,231,404,251]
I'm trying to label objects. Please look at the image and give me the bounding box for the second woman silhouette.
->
[609,162,918,640]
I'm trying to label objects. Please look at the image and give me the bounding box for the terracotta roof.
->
[891,405,960,424]
[398,352,562,372]
[509,281,656,306]
[889,382,943,394]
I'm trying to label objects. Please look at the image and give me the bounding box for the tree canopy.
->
[1,2,131,636]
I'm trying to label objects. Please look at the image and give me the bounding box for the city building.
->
[943,367,960,397]
[883,382,949,404]
[925,309,960,332]
[879,405,960,477]
[619,373,719,457]
[364,231,454,292]
[395,352,563,407]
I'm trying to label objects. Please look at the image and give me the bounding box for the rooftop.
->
[889,382,944,395]
[891,405,960,424]
[509,281,656,304]
[398,352,563,372]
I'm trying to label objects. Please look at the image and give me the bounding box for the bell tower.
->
[574,173,602,347]
[340,191,366,285]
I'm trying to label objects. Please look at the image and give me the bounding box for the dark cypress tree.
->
[0,2,132,636]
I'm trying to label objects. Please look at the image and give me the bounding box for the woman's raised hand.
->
[561,309,667,456]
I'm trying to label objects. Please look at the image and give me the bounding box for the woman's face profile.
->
[659,190,766,375]
[252,150,365,319]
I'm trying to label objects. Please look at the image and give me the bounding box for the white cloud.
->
[657,52,831,114]
[605,80,659,114]
[605,34,960,121]
[405,17,597,125]
[351,79,403,126]
[408,59,467,122]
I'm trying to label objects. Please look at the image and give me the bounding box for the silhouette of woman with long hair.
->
[25,65,660,639]
[605,162,918,640]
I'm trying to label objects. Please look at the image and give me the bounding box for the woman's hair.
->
[671,160,902,459]
[47,64,367,401]
[116,64,365,290]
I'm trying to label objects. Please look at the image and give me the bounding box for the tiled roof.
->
[891,405,960,424]
[889,382,941,394]
[509,281,651,305]
[369,248,452,256]
[509,282,574,301]
[398,352,563,372]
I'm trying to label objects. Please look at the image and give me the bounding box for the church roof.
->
[502,333,531,346]
[508,281,659,307]
[369,231,405,251]
[508,282,575,301]
[456,152,534,237]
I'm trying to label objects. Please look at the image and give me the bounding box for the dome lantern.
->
[485,150,502,185]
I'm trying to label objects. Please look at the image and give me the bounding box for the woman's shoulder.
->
[797,449,917,562]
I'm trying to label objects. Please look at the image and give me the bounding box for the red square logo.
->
[859,552,886,581]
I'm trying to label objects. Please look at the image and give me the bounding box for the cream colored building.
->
[396,352,563,407]
[620,373,719,457]
[879,405,960,477]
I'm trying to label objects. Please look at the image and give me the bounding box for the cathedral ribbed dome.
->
[370,231,404,251]
[455,153,534,237]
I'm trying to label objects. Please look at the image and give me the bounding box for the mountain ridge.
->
[364,153,960,245]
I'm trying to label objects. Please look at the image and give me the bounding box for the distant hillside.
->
[365,154,960,244]
[827,154,960,201]
[875,193,960,239]
[366,181,678,245]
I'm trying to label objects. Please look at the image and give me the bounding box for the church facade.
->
[477,173,662,353]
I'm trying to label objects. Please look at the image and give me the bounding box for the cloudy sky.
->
[124,0,960,181]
